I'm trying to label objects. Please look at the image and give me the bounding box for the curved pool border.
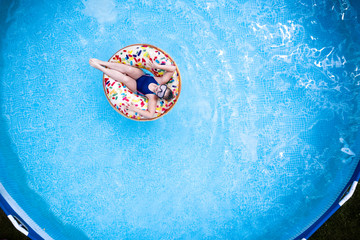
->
[1,0,360,239]
[0,150,359,240]
[295,157,360,240]
[0,181,52,240]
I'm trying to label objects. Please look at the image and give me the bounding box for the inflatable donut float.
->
[103,44,181,121]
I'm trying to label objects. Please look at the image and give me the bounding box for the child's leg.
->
[89,59,137,92]
[93,59,144,80]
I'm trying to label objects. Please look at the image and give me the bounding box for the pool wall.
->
[296,161,360,240]
[1,0,360,239]
[0,1,48,239]
[1,150,359,240]
[296,130,360,240]
[0,182,51,240]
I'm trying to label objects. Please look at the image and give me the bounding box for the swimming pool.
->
[0,0,359,239]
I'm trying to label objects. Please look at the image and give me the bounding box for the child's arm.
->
[127,95,157,119]
[149,61,176,85]
[151,62,177,72]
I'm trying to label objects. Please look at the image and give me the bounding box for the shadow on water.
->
[0,0,88,239]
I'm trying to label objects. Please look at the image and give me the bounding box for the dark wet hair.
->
[163,88,174,101]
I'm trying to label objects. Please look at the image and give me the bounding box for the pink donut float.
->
[103,44,181,121]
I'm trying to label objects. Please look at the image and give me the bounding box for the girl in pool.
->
[89,58,176,119]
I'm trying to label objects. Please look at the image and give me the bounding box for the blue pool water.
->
[1,0,360,239]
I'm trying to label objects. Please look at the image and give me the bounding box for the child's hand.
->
[148,61,160,69]
[123,102,135,111]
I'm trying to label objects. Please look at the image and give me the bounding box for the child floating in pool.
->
[89,58,176,119]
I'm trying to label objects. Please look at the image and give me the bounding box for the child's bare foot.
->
[95,59,109,66]
[89,58,102,69]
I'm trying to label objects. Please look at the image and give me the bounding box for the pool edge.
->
[0,182,53,240]
[294,158,360,240]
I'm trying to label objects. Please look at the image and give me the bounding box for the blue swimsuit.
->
[136,74,157,95]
